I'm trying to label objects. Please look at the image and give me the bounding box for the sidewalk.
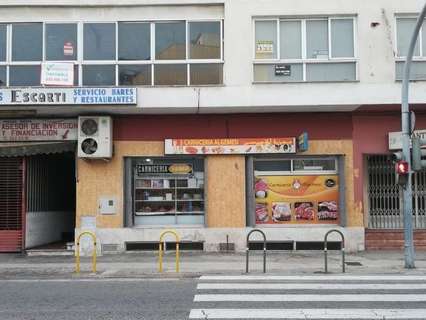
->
[0,250,425,279]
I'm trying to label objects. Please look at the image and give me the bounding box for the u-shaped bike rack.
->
[324,229,345,273]
[158,230,180,273]
[75,231,97,274]
[246,229,267,273]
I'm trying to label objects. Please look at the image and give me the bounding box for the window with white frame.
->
[395,17,426,80]
[0,20,223,87]
[253,17,357,83]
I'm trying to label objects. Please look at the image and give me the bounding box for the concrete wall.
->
[0,0,425,116]
[25,211,74,249]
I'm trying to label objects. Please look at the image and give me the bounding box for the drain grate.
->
[345,261,362,266]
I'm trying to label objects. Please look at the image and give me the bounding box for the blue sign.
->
[298,132,309,152]
[0,87,137,105]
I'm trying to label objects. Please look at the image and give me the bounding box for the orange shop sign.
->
[164,138,296,155]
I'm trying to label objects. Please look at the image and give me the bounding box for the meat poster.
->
[255,175,339,224]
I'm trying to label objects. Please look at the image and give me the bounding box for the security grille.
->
[367,155,426,229]
[0,157,23,252]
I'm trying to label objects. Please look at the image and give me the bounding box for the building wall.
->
[0,0,425,117]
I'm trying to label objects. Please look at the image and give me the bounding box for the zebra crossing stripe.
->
[199,275,426,281]
[197,282,426,290]
[188,308,426,319]
[194,293,426,302]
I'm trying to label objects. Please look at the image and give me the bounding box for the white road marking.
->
[0,278,180,283]
[194,293,426,302]
[197,282,426,290]
[199,275,426,281]
[189,308,426,319]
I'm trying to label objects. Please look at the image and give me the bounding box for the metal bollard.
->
[158,230,180,273]
[75,231,97,274]
[246,229,267,273]
[324,229,345,273]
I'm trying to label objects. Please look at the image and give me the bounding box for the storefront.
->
[76,113,363,253]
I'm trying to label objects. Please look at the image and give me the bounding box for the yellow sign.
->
[255,175,339,224]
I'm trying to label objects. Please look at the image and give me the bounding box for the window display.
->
[254,158,339,225]
[133,158,204,225]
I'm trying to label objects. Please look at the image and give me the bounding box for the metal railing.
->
[246,229,266,273]
[75,231,97,274]
[324,229,345,273]
[158,230,180,273]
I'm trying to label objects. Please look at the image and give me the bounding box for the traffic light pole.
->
[401,2,426,269]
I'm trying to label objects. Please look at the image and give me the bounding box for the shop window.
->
[280,21,301,59]
[155,22,186,60]
[45,23,77,61]
[253,158,339,225]
[82,65,116,86]
[119,64,151,85]
[189,21,221,59]
[83,23,116,60]
[395,17,426,80]
[154,64,187,85]
[133,158,205,226]
[118,22,150,61]
[255,20,277,59]
[253,17,357,83]
[293,159,336,171]
[9,65,41,86]
[306,20,328,59]
[306,62,356,82]
[0,25,6,61]
[190,63,223,85]
[0,66,6,86]
[12,23,43,61]
[254,160,291,173]
[0,20,223,87]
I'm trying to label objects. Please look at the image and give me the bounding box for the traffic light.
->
[411,135,426,171]
[395,160,409,185]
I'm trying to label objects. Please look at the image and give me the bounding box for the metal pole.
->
[401,3,426,269]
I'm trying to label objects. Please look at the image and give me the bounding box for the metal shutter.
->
[0,157,23,252]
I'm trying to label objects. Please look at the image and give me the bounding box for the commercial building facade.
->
[0,0,425,253]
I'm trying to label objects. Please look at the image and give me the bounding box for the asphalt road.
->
[0,278,197,320]
[2,275,426,320]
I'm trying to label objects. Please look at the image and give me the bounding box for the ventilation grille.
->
[126,241,204,251]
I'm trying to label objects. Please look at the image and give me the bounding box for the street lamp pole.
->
[401,2,426,269]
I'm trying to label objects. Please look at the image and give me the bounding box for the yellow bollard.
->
[75,231,97,274]
[158,230,180,273]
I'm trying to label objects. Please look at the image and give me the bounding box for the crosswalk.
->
[188,275,426,319]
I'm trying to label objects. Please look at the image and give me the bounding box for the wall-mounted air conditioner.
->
[77,116,112,159]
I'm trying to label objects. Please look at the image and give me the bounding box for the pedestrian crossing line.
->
[194,293,426,302]
[188,308,426,319]
[197,282,426,290]
[199,275,426,281]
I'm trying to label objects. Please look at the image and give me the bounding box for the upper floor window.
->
[0,20,223,87]
[395,17,426,80]
[253,17,357,83]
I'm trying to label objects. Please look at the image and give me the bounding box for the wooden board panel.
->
[206,155,245,228]
[76,141,164,228]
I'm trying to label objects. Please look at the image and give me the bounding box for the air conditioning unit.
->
[78,116,113,158]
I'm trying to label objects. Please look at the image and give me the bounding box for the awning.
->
[0,142,76,157]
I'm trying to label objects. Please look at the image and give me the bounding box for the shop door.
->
[0,157,24,252]
[367,155,426,229]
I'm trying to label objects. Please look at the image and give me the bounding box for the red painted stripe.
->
[113,113,353,141]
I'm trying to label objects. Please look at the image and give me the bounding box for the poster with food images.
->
[254,175,339,224]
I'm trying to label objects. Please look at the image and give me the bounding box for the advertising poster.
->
[165,138,296,155]
[255,175,339,224]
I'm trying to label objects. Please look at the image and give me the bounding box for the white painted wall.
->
[0,0,424,114]
[25,211,74,249]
